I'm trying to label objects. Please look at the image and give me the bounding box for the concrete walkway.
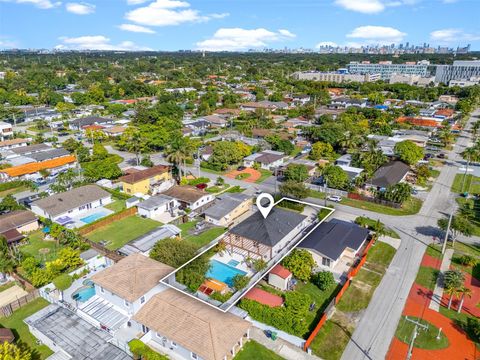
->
[378,235,401,250]
[429,248,454,311]
[249,327,321,360]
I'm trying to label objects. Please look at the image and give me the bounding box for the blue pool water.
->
[71,286,96,302]
[80,211,108,224]
[206,260,246,287]
[227,259,239,267]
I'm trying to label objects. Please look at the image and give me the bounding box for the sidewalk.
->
[429,248,453,311]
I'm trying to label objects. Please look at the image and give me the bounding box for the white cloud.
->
[0,38,18,48]
[316,41,338,48]
[334,0,419,14]
[335,0,385,14]
[347,25,406,44]
[119,23,156,33]
[430,28,480,44]
[55,35,153,51]
[196,28,296,51]
[65,2,95,14]
[10,0,61,9]
[127,0,148,4]
[125,0,228,27]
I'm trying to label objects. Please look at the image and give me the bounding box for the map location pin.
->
[256,193,274,219]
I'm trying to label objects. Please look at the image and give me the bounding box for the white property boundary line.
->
[160,197,335,313]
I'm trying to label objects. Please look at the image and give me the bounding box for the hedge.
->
[128,339,169,360]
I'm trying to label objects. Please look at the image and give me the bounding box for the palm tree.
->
[444,269,465,309]
[0,256,14,283]
[445,285,461,309]
[457,286,472,313]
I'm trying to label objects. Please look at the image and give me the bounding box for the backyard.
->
[177,220,227,248]
[86,215,162,250]
[233,340,284,360]
[310,241,397,359]
[0,297,53,359]
[20,230,64,262]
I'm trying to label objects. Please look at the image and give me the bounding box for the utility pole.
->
[460,153,470,193]
[405,316,428,360]
[442,209,454,254]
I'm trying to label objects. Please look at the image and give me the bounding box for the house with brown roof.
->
[0,138,29,151]
[243,150,286,170]
[132,289,251,360]
[119,165,173,195]
[0,210,38,245]
[102,125,127,137]
[91,254,174,317]
[161,185,214,211]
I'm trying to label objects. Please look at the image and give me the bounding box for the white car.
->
[326,195,342,202]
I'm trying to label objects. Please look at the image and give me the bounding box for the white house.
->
[0,122,13,141]
[161,186,214,212]
[243,150,285,170]
[30,185,112,223]
[137,194,180,220]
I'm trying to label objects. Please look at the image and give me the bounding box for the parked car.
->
[326,195,342,202]
[195,183,208,190]
[237,166,246,171]
[438,153,446,159]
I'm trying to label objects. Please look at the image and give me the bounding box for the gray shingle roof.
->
[27,148,70,162]
[370,161,410,188]
[204,193,251,220]
[31,185,111,217]
[299,219,369,261]
[137,194,174,211]
[229,207,306,246]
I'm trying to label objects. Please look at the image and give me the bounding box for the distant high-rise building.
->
[435,60,480,83]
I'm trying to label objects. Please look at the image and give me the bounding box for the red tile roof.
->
[434,109,455,117]
[269,264,292,279]
[396,116,442,128]
[0,155,76,178]
[244,288,284,307]
[82,125,105,131]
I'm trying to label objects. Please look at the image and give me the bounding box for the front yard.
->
[451,173,480,194]
[86,215,162,250]
[0,297,53,359]
[234,340,284,360]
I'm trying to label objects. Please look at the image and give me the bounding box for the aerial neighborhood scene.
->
[0,1,480,359]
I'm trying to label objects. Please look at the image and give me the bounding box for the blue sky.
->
[0,0,479,51]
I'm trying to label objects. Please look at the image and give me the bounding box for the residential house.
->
[222,207,308,261]
[277,159,317,178]
[299,219,369,274]
[367,161,410,189]
[119,165,173,196]
[204,193,252,227]
[102,126,127,137]
[118,224,181,256]
[243,150,285,170]
[137,194,180,221]
[335,154,353,167]
[132,289,251,360]
[200,115,227,128]
[91,254,174,319]
[0,210,38,246]
[0,154,76,181]
[329,97,367,109]
[162,186,214,212]
[30,185,112,223]
[268,264,292,291]
[69,116,114,131]
[24,305,132,360]
[240,100,289,112]
[397,116,443,129]
[0,122,13,141]
[0,138,29,151]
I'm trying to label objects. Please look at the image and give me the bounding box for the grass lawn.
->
[200,167,225,175]
[0,297,53,360]
[309,190,422,216]
[365,242,397,273]
[0,185,27,198]
[87,215,162,250]
[205,185,230,194]
[234,340,284,360]
[451,174,480,194]
[255,169,273,184]
[425,244,443,260]
[395,316,449,350]
[227,185,246,193]
[20,230,63,263]
[310,313,353,360]
[356,217,400,239]
[414,266,439,290]
[456,197,480,236]
[235,173,251,180]
[296,281,340,331]
[104,199,126,212]
[178,221,226,248]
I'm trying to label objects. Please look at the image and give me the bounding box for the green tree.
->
[438,215,473,245]
[176,254,211,292]
[232,274,250,291]
[322,165,350,190]
[0,194,25,212]
[0,341,32,360]
[379,183,412,203]
[282,249,315,282]
[53,273,73,300]
[279,181,309,200]
[149,238,198,268]
[311,271,335,291]
[310,141,335,160]
[444,269,465,309]
[394,141,423,165]
[283,164,309,182]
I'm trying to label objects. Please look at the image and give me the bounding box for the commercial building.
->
[435,61,480,84]
[291,71,380,83]
[347,60,430,80]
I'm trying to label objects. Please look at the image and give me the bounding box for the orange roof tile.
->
[396,116,443,128]
[434,109,454,117]
[0,155,76,177]
[244,288,284,307]
[269,264,292,279]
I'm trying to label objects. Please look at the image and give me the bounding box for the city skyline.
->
[0,0,479,51]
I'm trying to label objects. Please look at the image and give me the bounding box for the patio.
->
[59,206,114,229]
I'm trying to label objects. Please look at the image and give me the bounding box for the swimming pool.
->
[227,259,239,267]
[71,285,96,302]
[80,211,108,224]
[206,260,246,287]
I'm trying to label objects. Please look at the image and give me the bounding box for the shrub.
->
[457,255,478,267]
[129,339,168,360]
[311,271,335,291]
[188,177,211,186]
[466,318,480,342]
[253,259,267,272]
[232,274,250,290]
[53,274,73,291]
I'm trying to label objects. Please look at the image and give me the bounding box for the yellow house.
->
[119,165,173,195]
